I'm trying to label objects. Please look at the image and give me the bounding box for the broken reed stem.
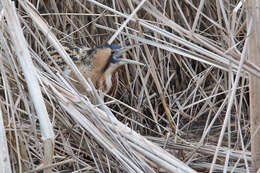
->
[2,1,54,173]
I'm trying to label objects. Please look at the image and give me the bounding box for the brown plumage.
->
[48,44,144,94]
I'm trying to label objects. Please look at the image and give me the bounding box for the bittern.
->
[48,44,144,94]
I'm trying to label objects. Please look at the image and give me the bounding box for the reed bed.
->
[0,0,253,172]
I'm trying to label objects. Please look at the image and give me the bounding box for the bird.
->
[47,44,144,95]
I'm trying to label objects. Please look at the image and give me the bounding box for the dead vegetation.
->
[0,0,256,172]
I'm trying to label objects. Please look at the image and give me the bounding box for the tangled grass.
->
[0,0,255,172]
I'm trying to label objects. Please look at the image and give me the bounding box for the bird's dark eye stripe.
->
[102,53,118,72]
[102,55,111,72]
[102,62,110,72]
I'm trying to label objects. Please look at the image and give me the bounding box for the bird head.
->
[85,44,144,93]
[87,44,144,73]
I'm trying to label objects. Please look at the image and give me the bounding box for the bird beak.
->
[113,45,145,66]
[118,58,145,66]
